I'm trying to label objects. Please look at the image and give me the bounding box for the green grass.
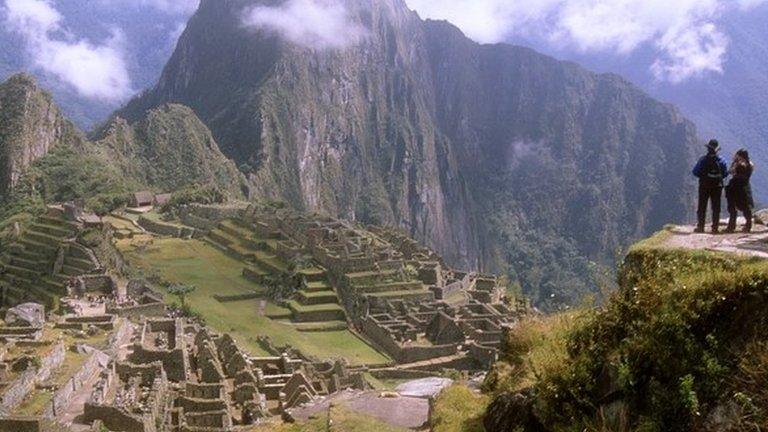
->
[363,374,411,390]
[120,238,390,365]
[15,390,53,415]
[518,242,768,430]
[431,384,489,432]
[104,215,141,232]
[483,312,578,395]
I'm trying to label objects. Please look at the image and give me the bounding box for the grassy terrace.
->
[118,237,390,366]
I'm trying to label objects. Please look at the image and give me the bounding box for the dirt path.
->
[58,320,136,430]
[658,221,768,259]
[258,299,267,317]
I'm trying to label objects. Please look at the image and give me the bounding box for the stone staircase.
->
[0,212,96,309]
[206,219,347,331]
[344,270,434,306]
[286,269,346,329]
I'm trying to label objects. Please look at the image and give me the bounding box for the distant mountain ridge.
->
[0,74,247,214]
[118,0,699,306]
[505,4,768,202]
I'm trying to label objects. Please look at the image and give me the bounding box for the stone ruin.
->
[228,204,528,371]
[0,304,65,418]
[83,318,368,431]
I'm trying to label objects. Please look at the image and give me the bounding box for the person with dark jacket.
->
[692,139,729,233]
[725,149,755,233]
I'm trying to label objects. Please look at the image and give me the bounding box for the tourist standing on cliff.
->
[692,139,729,233]
[725,149,755,233]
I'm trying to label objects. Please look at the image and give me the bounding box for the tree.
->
[168,283,196,309]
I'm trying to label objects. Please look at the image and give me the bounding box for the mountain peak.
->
[0,74,84,197]
[117,0,698,307]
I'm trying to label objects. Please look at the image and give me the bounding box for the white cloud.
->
[242,0,368,50]
[102,0,199,15]
[3,0,132,101]
[651,22,728,83]
[138,0,198,15]
[406,0,766,83]
[738,0,768,9]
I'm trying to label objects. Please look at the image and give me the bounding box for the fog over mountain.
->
[0,0,196,128]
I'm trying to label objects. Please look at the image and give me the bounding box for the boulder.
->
[483,390,548,432]
[5,303,45,327]
[753,208,768,225]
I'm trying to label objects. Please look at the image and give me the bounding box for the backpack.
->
[702,155,723,187]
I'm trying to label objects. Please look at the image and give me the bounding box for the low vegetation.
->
[486,239,768,431]
[431,385,489,432]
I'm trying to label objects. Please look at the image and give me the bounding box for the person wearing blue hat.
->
[692,139,728,233]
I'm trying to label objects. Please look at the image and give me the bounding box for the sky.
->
[405,0,768,83]
[1,0,197,102]
[2,0,767,102]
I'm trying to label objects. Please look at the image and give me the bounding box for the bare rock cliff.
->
[119,0,699,306]
[0,74,84,196]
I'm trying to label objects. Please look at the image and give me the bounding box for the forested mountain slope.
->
[120,0,699,307]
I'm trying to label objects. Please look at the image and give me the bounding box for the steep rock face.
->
[123,0,479,268]
[94,104,249,197]
[120,0,699,305]
[0,74,83,197]
[423,21,698,269]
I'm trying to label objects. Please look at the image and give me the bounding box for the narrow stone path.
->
[258,299,267,317]
[380,353,467,371]
[659,220,768,259]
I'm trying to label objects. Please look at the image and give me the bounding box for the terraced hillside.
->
[0,208,97,309]
[206,219,347,331]
[118,236,389,365]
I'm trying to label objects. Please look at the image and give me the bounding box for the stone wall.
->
[44,349,109,418]
[467,342,498,370]
[0,417,49,432]
[83,404,150,432]
[0,342,65,412]
[79,275,117,294]
[138,217,195,239]
[361,318,458,364]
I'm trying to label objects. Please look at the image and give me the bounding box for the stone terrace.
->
[0,205,107,311]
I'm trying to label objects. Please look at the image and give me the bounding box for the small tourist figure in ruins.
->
[693,139,729,233]
[725,149,755,233]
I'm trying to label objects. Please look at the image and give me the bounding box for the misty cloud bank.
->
[406,0,768,83]
[1,0,199,102]
[3,0,132,101]
[242,0,368,50]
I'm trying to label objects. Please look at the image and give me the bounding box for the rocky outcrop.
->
[0,74,84,196]
[94,104,250,197]
[119,0,699,305]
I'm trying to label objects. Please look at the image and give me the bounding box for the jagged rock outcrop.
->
[0,74,249,212]
[94,104,250,197]
[119,0,699,305]
[0,74,84,197]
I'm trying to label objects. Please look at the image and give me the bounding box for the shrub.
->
[86,192,130,216]
[530,248,768,431]
[160,185,226,212]
[432,385,489,432]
